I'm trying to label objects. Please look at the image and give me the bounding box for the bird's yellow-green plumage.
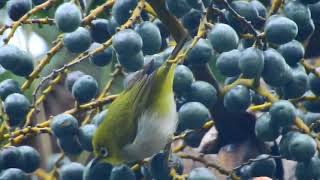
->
[92,62,177,165]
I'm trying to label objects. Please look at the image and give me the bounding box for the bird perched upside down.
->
[92,61,178,165]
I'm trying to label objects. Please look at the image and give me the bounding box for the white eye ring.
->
[100,148,109,157]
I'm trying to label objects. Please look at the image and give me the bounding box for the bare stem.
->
[301,59,320,77]
[178,153,239,179]
[21,40,64,91]
[269,0,283,15]
[33,0,145,105]
[3,0,58,44]
[82,0,115,25]
[24,72,63,127]
[233,155,282,171]
[2,94,118,146]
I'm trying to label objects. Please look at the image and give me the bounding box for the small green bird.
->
[92,61,178,165]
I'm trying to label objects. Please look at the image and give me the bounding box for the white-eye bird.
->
[92,61,178,165]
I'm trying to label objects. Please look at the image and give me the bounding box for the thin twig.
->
[301,59,320,77]
[3,94,118,146]
[178,153,239,180]
[3,0,58,44]
[82,0,115,25]
[33,0,145,106]
[233,155,282,171]
[0,18,54,32]
[22,40,64,91]
[24,72,63,127]
[269,0,283,15]
[220,0,258,37]
[21,0,115,91]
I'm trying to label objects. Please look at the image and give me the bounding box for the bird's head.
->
[92,122,128,166]
[92,141,126,166]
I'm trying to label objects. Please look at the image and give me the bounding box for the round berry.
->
[182,9,201,36]
[216,49,241,77]
[281,66,308,99]
[250,154,276,177]
[58,135,83,155]
[269,100,296,127]
[110,165,136,180]
[284,0,311,27]
[72,75,98,103]
[50,114,79,137]
[4,93,30,126]
[279,131,300,159]
[83,160,113,180]
[150,152,171,180]
[135,21,162,55]
[208,23,239,53]
[173,65,194,94]
[90,19,111,43]
[7,0,32,21]
[178,102,210,130]
[112,0,138,24]
[262,48,293,87]
[187,81,217,108]
[296,19,315,42]
[92,110,108,126]
[277,40,305,66]
[187,38,213,65]
[0,168,28,180]
[0,45,34,77]
[117,51,144,72]
[255,113,280,142]
[107,17,119,36]
[224,85,251,112]
[265,16,298,45]
[64,27,92,53]
[78,124,97,152]
[309,72,320,96]
[60,162,84,180]
[289,133,316,162]
[90,46,113,67]
[54,3,81,32]
[226,0,259,33]
[250,0,267,28]
[0,147,22,169]
[112,29,143,56]
[295,156,320,180]
[0,79,21,101]
[238,47,264,78]
[17,146,40,173]
[166,0,191,18]
[65,71,86,92]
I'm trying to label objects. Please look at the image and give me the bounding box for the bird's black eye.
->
[100,147,109,157]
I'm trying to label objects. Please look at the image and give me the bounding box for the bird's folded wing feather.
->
[102,65,156,150]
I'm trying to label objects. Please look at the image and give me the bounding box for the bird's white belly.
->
[122,98,177,162]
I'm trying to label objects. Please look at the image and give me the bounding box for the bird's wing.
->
[125,60,155,91]
[100,63,156,150]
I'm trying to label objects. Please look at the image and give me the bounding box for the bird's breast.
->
[121,95,177,162]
